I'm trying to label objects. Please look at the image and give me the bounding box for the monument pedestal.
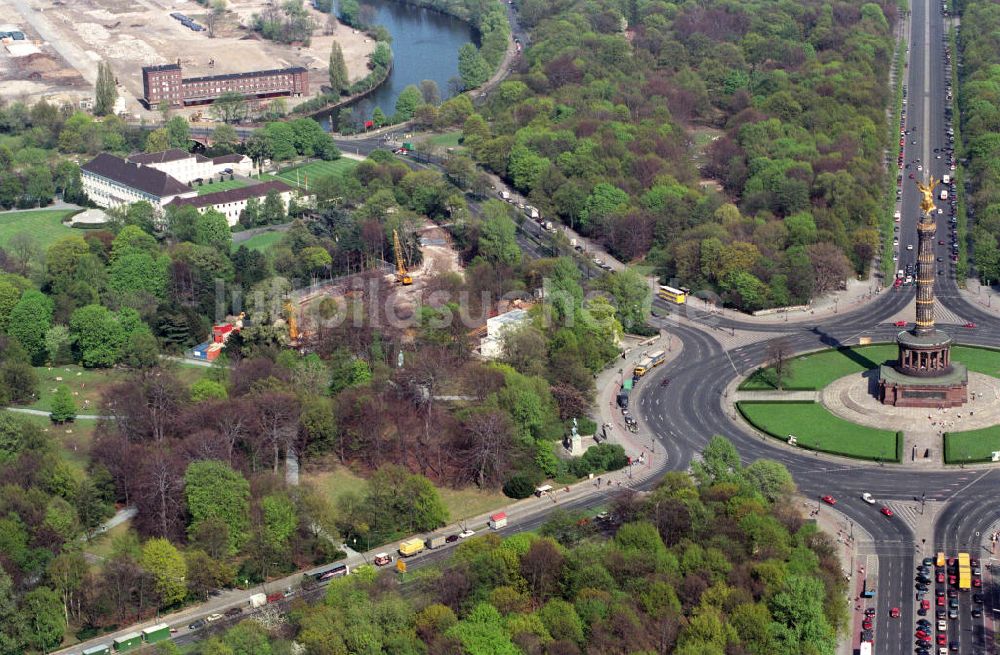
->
[879,329,968,407]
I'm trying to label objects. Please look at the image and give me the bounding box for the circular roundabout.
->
[732,344,1000,465]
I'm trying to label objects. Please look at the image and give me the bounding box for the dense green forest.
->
[954,0,1000,282]
[195,438,846,655]
[0,82,647,649]
[456,0,898,310]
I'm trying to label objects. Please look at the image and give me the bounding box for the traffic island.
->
[944,427,1000,464]
[737,344,1000,465]
[736,400,902,462]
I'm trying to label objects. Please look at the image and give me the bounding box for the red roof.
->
[490,512,507,521]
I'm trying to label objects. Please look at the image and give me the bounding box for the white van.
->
[940,189,949,201]
[894,211,901,222]
[534,485,552,497]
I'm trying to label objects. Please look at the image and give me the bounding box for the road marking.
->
[943,469,994,504]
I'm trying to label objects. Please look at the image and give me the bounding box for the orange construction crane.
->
[282,299,299,342]
[393,230,412,285]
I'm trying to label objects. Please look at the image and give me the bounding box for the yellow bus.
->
[958,552,971,591]
[936,552,945,568]
[658,285,687,305]
[633,350,666,377]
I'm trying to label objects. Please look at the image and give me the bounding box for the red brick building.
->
[142,63,309,108]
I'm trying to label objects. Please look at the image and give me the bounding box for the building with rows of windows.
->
[142,63,309,108]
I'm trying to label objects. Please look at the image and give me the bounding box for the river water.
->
[320,0,474,130]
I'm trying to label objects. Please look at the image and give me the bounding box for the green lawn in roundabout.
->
[737,400,902,462]
[944,427,1000,464]
[740,344,1000,391]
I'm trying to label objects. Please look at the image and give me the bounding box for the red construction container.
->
[212,323,234,344]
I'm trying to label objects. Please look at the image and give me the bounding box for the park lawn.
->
[274,158,358,188]
[196,178,249,195]
[952,345,1000,377]
[4,410,96,478]
[233,230,285,252]
[306,464,509,524]
[740,344,898,390]
[427,131,464,150]
[0,209,79,249]
[741,344,1000,390]
[82,520,132,567]
[26,365,126,415]
[944,426,1000,464]
[737,401,899,461]
[24,363,207,414]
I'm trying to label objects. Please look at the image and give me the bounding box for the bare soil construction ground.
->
[0,0,88,104]
[3,0,374,116]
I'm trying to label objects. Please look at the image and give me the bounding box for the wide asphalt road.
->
[633,0,1000,653]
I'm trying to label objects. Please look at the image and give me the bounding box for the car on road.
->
[225,607,242,617]
[890,607,900,617]
[938,633,947,646]
[937,572,945,583]
[445,534,459,543]
[188,619,206,631]
[947,589,957,598]
[937,595,946,607]
[862,492,876,504]
[894,320,908,327]
[949,574,956,586]
[880,506,894,517]
[206,613,222,622]
[907,244,914,250]
[973,593,984,604]
[948,608,958,620]
[948,598,958,610]
[964,322,976,328]
[459,529,476,539]
[821,495,836,505]
[938,619,947,631]
[972,606,982,618]
[972,577,981,587]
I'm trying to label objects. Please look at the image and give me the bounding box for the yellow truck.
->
[398,538,425,557]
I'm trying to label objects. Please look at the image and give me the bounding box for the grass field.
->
[427,131,464,150]
[944,427,1000,464]
[0,209,79,249]
[742,344,1000,390]
[196,178,249,195]
[3,410,95,474]
[233,230,285,252]
[306,464,509,524]
[737,401,900,461]
[82,520,131,566]
[23,363,206,415]
[274,159,358,188]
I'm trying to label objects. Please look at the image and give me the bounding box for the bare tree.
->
[766,336,793,390]
[457,410,513,488]
[205,0,227,38]
[252,391,300,474]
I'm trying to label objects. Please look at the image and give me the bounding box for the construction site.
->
[279,221,467,346]
[1,0,375,113]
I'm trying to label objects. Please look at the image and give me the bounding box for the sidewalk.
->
[806,495,877,655]
[592,332,679,485]
[960,278,1000,318]
[685,276,884,327]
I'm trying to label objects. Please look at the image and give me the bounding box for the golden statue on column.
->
[916,176,938,215]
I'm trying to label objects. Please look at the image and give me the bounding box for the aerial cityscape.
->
[0,0,999,653]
